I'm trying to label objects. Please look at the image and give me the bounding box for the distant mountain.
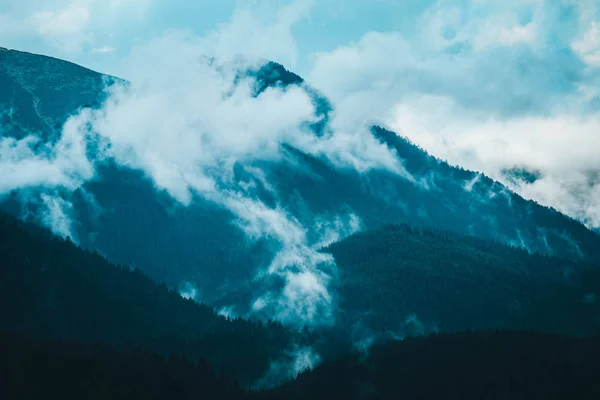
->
[324,224,600,338]
[2,47,600,331]
[0,212,347,386]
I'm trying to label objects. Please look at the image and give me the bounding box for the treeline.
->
[323,224,600,336]
[3,330,599,399]
[0,212,347,385]
[274,330,600,400]
[0,332,245,400]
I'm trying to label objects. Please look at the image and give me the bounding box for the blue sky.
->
[0,0,435,77]
[2,0,600,227]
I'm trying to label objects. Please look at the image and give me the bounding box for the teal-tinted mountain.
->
[2,47,600,330]
[273,331,600,400]
[324,224,600,338]
[0,47,118,140]
[0,211,348,386]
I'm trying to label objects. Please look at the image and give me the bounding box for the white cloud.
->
[92,45,116,54]
[572,21,600,67]
[40,193,76,240]
[0,112,95,195]
[388,94,600,227]
[30,2,91,52]
[307,0,600,228]
[196,0,313,68]
[88,32,317,204]
[179,281,199,301]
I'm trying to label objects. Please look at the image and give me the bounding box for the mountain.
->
[0,46,117,140]
[2,47,600,330]
[0,211,348,386]
[323,224,600,338]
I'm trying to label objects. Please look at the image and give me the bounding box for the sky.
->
[0,0,433,78]
[2,0,600,231]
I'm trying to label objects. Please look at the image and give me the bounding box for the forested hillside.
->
[274,331,600,400]
[325,224,600,337]
[3,330,599,399]
[0,332,245,400]
[0,212,348,385]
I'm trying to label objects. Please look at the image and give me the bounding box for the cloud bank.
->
[78,31,377,324]
[1,2,387,326]
[308,0,600,228]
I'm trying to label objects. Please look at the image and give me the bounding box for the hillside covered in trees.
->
[0,332,245,400]
[274,330,600,400]
[2,330,599,399]
[0,212,348,386]
[324,224,600,338]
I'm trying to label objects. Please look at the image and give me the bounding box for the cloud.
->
[255,344,321,389]
[572,21,600,67]
[30,2,91,52]
[40,193,76,240]
[224,197,360,325]
[389,96,600,227]
[0,0,151,53]
[92,45,116,54]
[308,0,600,228]
[88,33,317,204]
[309,2,593,119]
[196,0,314,69]
[0,112,95,195]
[179,281,199,301]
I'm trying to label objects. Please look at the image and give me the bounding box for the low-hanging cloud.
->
[40,193,76,240]
[0,113,95,194]
[0,2,392,326]
[389,97,600,227]
[309,0,600,228]
[255,344,321,389]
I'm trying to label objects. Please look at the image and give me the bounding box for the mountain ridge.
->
[2,47,600,332]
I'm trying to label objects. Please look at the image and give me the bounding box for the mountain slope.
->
[0,47,116,139]
[0,332,245,400]
[2,47,600,330]
[0,212,346,385]
[324,224,600,337]
[5,330,600,399]
[274,331,600,400]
